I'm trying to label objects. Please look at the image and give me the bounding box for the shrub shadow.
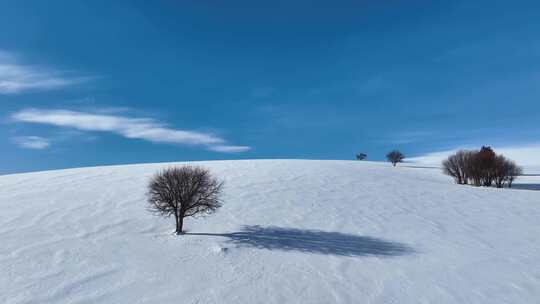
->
[188,225,415,257]
[401,165,440,170]
[511,183,540,191]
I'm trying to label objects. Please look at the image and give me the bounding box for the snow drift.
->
[1,160,539,303]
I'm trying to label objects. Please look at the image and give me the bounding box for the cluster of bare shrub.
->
[442,146,522,188]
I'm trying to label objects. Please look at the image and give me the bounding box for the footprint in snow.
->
[211,245,229,255]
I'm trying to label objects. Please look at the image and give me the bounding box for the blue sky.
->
[1,0,539,174]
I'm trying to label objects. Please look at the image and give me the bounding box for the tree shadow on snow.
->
[187,226,415,257]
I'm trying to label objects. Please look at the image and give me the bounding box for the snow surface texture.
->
[1,160,539,304]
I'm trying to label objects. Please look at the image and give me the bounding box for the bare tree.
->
[492,156,523,188]
[506,161,522,188]
[386,150,404,166]
[442,150,468,184]
[147,166,223,235]
[442,150,476,185]
[492,155,508,188]
[464,149,482,186]
[477,146,496,186]
[356,152,367,160]
[458,150,473,184]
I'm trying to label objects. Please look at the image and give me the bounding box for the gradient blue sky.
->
[1,0,539,174]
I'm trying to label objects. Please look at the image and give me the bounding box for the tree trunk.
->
[175,214,184,235]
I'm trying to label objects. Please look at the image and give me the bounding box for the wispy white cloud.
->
[12,136,50,150]
[0,51,86,94]
[408,144,540,166]
[208,145,252,153]
[11,108,250,153]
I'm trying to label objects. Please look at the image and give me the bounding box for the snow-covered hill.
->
[1,160,539,303]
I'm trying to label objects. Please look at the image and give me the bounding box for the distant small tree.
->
[386,150,404,166]
[147,166,224,235]
[356,152,367,160]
